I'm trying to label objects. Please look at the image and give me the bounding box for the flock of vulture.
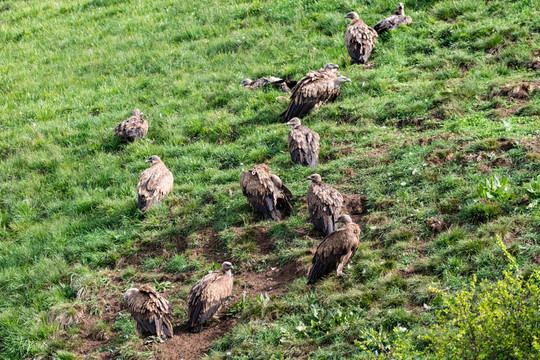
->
[119,4,412,341]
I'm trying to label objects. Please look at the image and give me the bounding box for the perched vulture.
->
[286,117,320,168]
[114,109,148,141]
[308,214,361,284]
[307,174,343,235]
[137,155,174,211]
[280,63,351,122]
[373,3,412,35]
[240,164,293,221]
[344,12,378,64]
[241,77,297,93]
[124,285,173,340]
[187,261,234,333]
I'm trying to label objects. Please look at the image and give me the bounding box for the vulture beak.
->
[145,158,151,163]
[286,120,295,125]
[343,77,351,83]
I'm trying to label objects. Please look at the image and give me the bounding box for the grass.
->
[0,0,539,358]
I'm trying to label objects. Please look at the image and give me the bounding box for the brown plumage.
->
[308,215,361,284]
[124,285,173,340]
[137,155,174,211]
[373,3,412,35]
[241,77,297,93]
[187,262,234,333]
[286,117,320,168]
[344,12,378,64]
[114,109,148,141]
[281,63,351,122]
[240,164,293,221]
[307,174,343,235]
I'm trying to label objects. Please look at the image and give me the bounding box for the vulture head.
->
[124,287,139,301]
[344,11,360,20]
[397,3,405,16]
[336,214,353,224]
[286,117,302,128]
[323,63,339,71]
[334,76,351,88]
[240,79,253,87]
[220,261,234,274]
[307,174,322,184]
[145,155,162,164]
[132,109,143,117]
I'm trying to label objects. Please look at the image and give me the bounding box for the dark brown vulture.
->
[124,285,173,340]
[114,109,149,141]
[373,3,412,35]
[307,174,343,235]
[344,12,378,64]
[137,155,174,211]
[241,77,297,93]
[280,63,351,122]
[187,261,234,333]
[286,117,320,168]
[308,214,361,284]
[240,164,293,221]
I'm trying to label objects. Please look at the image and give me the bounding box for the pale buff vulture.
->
[187,262,234,333]
[137,155,174,211]
[307,174,343,235]
[344,12,378,64]
[114,109,148,141]
[286,117,320,168]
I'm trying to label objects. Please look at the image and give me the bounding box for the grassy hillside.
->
[0,0,539,359]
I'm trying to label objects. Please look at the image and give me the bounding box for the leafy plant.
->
[477,175,514,202]
[524,175,540,199]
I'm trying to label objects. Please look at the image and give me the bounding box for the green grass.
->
[0,0,539,358]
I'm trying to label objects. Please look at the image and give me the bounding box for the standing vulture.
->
[124,285,173,340]
[344,12,378,64]
[308,215,361,284]
[373,3,412,35]
[241,77,297,93]
[137,155,174,211]
[187,261,234,333]
[114,109,148,141]
[280,63,351,122]
[240,164,293,221]
[286,117,320,168]
[307,174,343,235]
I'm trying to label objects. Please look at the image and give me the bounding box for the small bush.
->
[166,254,200,275]
[459,201,502,223]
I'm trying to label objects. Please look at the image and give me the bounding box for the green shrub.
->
[477,175,514,202]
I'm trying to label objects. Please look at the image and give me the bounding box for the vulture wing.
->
[288,125,320,168]
[307,182,344,235]
[126,285,173,340]
[137,162,174,211]
[114,115,148,141]
[308,225,360,284]
[240,166,291,221]
[281,71,339,122]
[374,15,412,34]
[187,271,233,333]
[345,19,378,64]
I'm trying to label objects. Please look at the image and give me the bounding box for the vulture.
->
[124,285,173,340]
[286,117,320,168]
[280,63,351,122]
[241,77,297,93]
[137,155,174,211]
[114,109,148,141]
[344,12,378,64]
[373,3,412,35]
[240,164,293,221]
[187,261,234,333]
[308,214,361,284]
[307,174,343,236]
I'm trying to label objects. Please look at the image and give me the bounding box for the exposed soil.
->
[342,194,368,223]
[491,80,539,99]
